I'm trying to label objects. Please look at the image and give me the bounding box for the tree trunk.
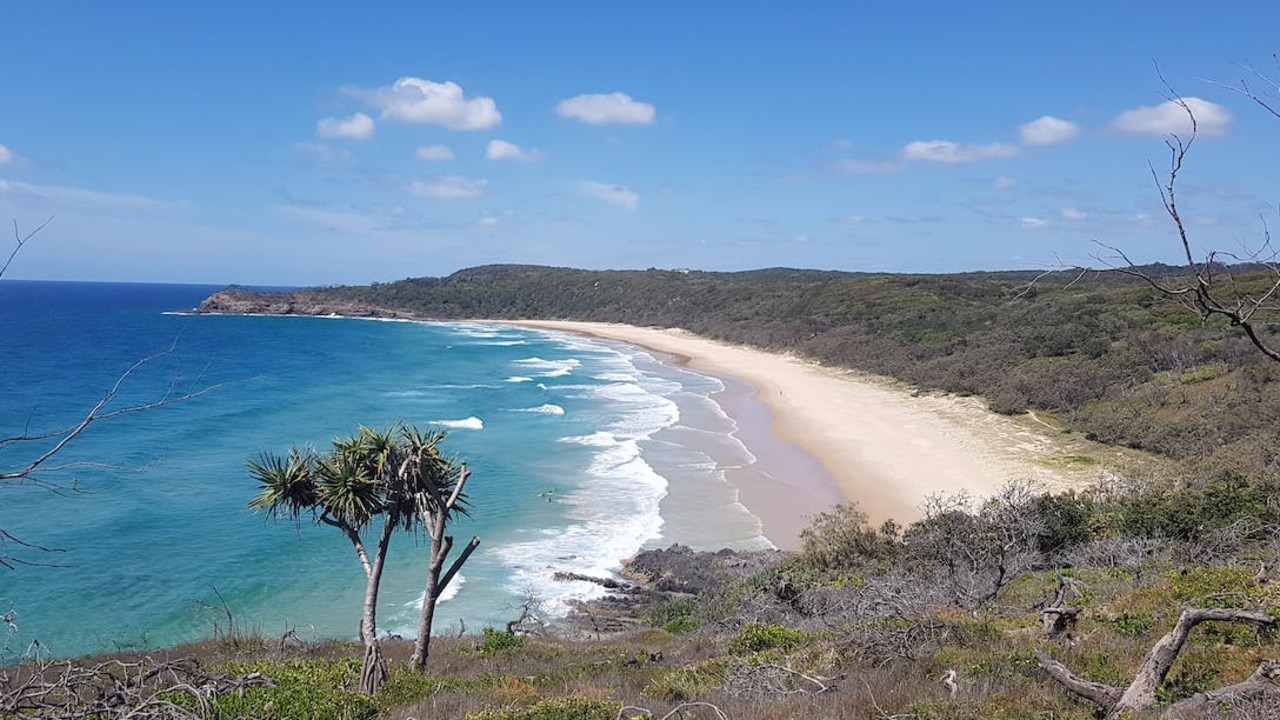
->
[410,524,450,671]
[1165,660,1280,717]
[355,518,396,695]
[410,464,471,672]
[1038,607,1277,719]
[1110,608,1274,716]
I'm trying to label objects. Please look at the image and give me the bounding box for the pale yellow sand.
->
[509,320,1115,531]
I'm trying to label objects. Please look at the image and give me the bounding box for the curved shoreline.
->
[504,320,1111,531]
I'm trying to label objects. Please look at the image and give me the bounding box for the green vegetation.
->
[200,658,378,720]
[169,264,1280,716]
[247,422,472,693]
[728,624,814,655]
[15,258,1275,717]
[9,472,1280,718]
[476,627,525,656]
[210,262,1280,482]
[463,697,621,720]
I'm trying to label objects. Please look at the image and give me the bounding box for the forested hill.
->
[198,263,1280,481]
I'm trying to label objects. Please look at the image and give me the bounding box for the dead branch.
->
[1039,571,1086,640]
[0,217,53,281]
[1092,80,1280,365]
[1166,660,1280,718]
[1035,650,1123,709]
[616,702,731,720]
[1,344,222,483]
[0,656,274,719]
[1038,607,1279,718]
[723,660,844,697]
[2,339,224,567]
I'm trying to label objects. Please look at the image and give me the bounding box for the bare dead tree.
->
[504,591,549,636]
[1095,69,1280,365]
[903,481,1045,612]
[1038,607,1279,718]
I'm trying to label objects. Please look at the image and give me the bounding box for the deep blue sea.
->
[0,281,770,658]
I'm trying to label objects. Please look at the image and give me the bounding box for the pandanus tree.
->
[402,424,476,671]
[247,423,472,694]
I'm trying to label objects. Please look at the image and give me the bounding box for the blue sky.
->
[2,2,1279,285]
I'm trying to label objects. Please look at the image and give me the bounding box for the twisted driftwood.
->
[1037,607,1278,718]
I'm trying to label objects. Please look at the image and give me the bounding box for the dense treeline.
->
[209,263,1280,481]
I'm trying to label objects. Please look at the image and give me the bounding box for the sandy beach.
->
[511,320,1114,545]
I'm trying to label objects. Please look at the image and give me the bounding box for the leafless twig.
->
[0,217,53,281]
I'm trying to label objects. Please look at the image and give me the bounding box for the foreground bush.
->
[464,697,621,720]
[205,658,377,720]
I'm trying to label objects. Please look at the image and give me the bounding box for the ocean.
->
[0,281,773,658]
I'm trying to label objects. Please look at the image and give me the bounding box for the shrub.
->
[477,627,525,656]
[729,623,813,654]
[464,697,621,720]
[202,658,377,720]
[644,660,727,701]
[1114,471,1274,542]
[1113,611,1154,637]
[646,597,700,634]
[800,502,898,572]
[1030,491,1097,556]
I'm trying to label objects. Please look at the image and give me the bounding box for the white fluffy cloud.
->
[408,176,488,200]
[415,144,455,162]
[350,77,501,130]
[902,140,1019,163]
[0,144,13,164]
[1060,207,1088,221]
[557,92,656,125]
[486,139,539,162]
[1019,116,1080,145]
[1020,217,1049,228]
[1111,97,1231,137]
[316,112,375,140]
[582,181,639,209]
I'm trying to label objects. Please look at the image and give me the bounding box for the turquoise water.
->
[0,281,769,658]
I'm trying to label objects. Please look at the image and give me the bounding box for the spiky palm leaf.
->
[247,448,319,520]
[399,425,470,519]
[316,449,384,530]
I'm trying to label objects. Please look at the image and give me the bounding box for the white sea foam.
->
[490,438,667,616]
[512,404,565,416]
[431,416,484,430]
[389,573,467,637]
[559,431,618,447]
[384,383,491,397]
[449,324,502,338]
[513,357,581,378]
[592,372,640,382]
[475,340,527,346]
[505,376,534,383]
